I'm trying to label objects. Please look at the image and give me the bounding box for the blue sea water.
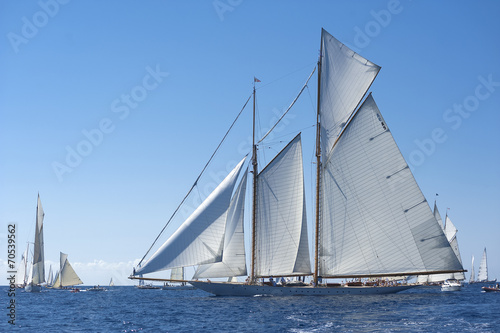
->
[3,283,499,332]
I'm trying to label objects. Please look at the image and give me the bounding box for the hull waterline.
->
[190,281,415,296]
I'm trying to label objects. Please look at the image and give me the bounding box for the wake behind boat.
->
[131,29,465,296]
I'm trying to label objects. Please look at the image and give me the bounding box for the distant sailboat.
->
[51,252,83,289]
[131,29,465,296]
[477,248,496,283]
[469,256,475,283]
[25,195,45,292]
[162,267,195,290]
[15,244,29,288]
[109,278,115,287]
[417,207,465,287]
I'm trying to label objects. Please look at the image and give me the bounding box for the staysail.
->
[194,169,248,278]
[137,157,246,275]
[255,134,311,277]
[319,95,463,278]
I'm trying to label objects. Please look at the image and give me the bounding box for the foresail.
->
[137,157,246,275]
[256,134,311,277]
[319,95,463,278]
[319,29,380,159]
[194,169,248,278]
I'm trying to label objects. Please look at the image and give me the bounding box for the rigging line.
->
[255,61,317,91]
[136,93,253,269]
[258,66,316,144]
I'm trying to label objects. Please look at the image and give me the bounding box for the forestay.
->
[319,95,463,277]
[256,134,311,277]
[137,157,246,275]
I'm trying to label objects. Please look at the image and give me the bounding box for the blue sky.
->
[1,0,499,285]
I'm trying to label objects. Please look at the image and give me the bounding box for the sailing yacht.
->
[131,29,464,296]
[51,252,83,289]
[476,248,496,283]
[25,195,45,292]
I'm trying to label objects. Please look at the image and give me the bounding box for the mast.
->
[250,80,258,283]
[313,32,323,286]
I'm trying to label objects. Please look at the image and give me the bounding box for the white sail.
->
[319,28,380,158]
[444,215,465,280]
[477,248,489,282]
[170,267,184,280]
[30,195,45,285]
[470,256,475,283]
[15,245,29,286]
[255,134,311,277]
[319,95,463,277]
[52,252,83,288]
[137,157,246,275]
[109,277,115,287]
[46,265,53,286]
[194,169,248,278]
[434,201,444,230]
[52,270,60,287]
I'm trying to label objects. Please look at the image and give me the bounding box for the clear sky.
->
[1,0,499,285]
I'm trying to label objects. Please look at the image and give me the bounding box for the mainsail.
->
[30,195,45,285]
[417,209,465,283]
[255,134,310,277]
[52,252,83,288]
[137,157,246,275]
[318,95,463,278]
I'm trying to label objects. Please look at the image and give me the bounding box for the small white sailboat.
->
[25,195,45,293]
[469,255,475,283]
[109,278,115,287]
[131,29,465,296]
[477,248,497,283]
[51,252,83,289]
[162,267,195,290]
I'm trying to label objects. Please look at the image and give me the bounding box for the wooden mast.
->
[313,30,323,286]
[250,80,258,283]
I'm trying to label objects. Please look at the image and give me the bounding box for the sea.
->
[3,283,499,332]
